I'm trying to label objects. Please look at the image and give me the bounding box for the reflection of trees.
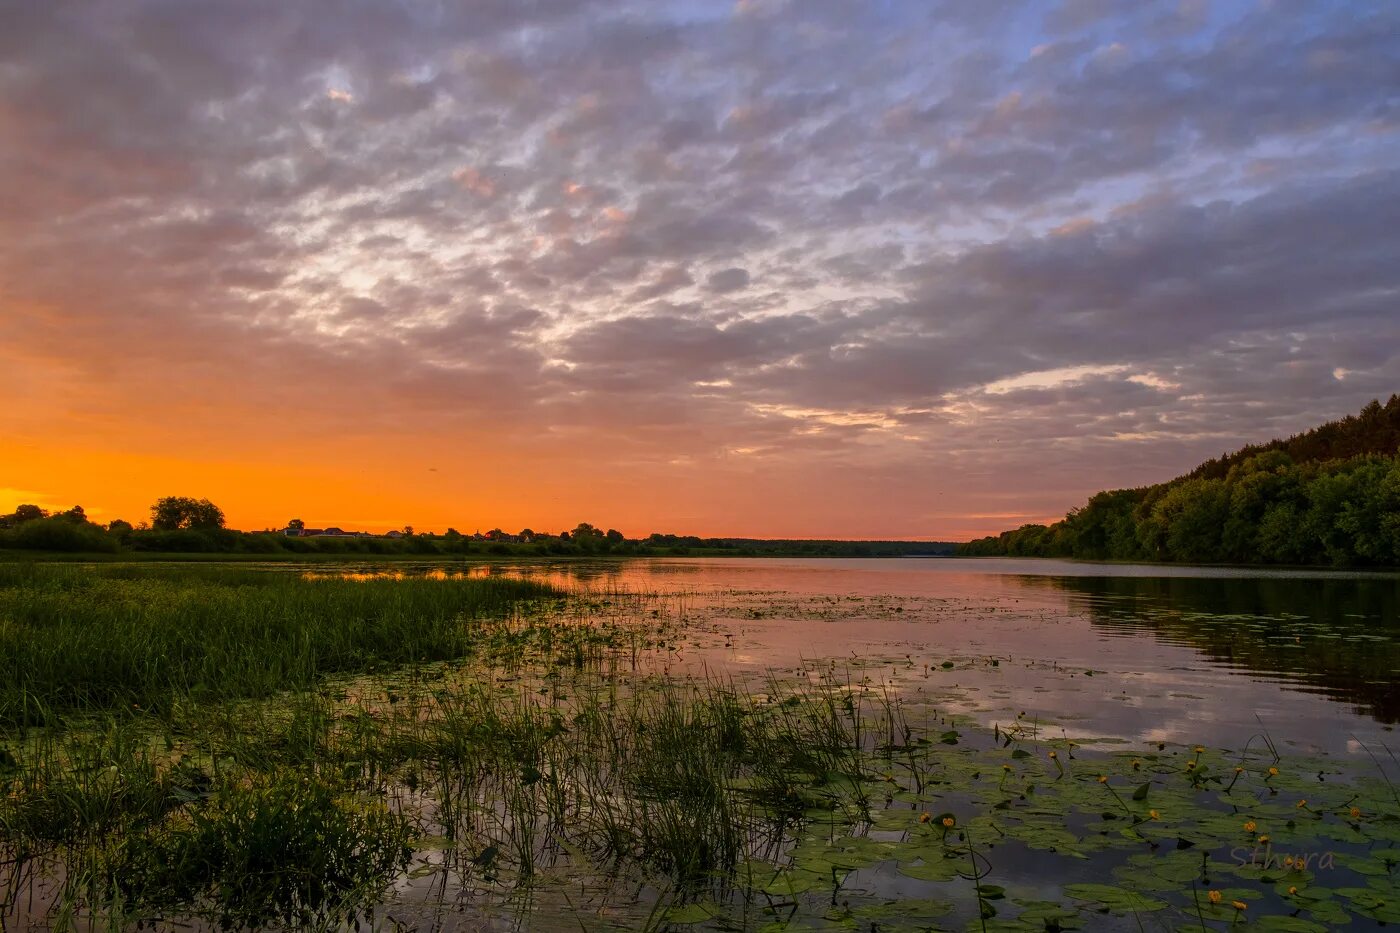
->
[489,559,632,589]
[1020,574,1400,724]
[529,558,716,587]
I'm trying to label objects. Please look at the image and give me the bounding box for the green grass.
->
[0,563,558,725]
[109,773,413,930]
[1,717,413,930]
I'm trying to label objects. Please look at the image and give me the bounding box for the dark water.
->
[345,556,1400,758]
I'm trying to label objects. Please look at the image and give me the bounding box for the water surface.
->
[317,556,1400,757]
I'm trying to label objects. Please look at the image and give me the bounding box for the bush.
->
[127,528,223,552]
[1,517,119,553]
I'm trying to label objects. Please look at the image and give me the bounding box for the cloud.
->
[0,0,1396,535]
[705,267,751,293]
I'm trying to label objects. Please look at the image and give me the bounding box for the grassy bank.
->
[0,563,558,726]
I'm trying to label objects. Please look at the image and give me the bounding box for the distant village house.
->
[284,525,374,538]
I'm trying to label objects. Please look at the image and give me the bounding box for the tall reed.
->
[0,563,557,725]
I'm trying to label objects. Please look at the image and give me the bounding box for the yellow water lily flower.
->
[1097,775,1108,784]
[919,812,931,824]
[1148,809,1159,820]
[1232,901,1248,912]
[1208,890,1222,904]
[1350,807,1361,819]
[1296,799,1307,808]
[941,816,955,828]
[1288,886,1298,896]
[1268,767,1279,776]
[1258,834,1270,843]
[1243,820,1256,832]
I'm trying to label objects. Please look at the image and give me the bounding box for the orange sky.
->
[0,435,1067,540]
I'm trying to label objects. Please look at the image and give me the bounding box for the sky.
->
[1,0,1397,539]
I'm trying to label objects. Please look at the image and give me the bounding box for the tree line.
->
[0,499,954,558]
[960,397,1400,567]
[0,496,228,554]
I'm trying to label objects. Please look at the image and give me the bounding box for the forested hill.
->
[960,397,1400,568]
[1190,396,1400,480]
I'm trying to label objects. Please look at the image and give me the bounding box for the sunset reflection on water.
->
[300,557,1398,754]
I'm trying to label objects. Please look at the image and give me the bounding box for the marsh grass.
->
[1,721,412,930]
[107,774,412,930]
[0,563,558,725]
[0,655,903,929]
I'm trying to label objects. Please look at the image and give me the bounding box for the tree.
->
[605,528,625,544]
[11,504,46,523]
[56,505,88,524]
[150,497,226,530]
[10,516,117,553]
[960,406,1400,568]
[107,519,134,538]
[287,518,305,533]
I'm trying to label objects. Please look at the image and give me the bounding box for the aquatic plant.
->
[0,563,558,725]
